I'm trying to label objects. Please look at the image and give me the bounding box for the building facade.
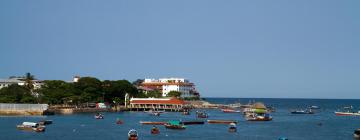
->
[128,97,185,111]
[0,77,44,90]
[140,78,200,98]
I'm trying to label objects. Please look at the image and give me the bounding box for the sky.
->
[0,0,359,99]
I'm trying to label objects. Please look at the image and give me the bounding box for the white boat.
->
[16,122,45,132]
[128,129,138,140]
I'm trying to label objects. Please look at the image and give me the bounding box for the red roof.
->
[130,98,185,105]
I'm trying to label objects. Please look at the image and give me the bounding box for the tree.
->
[167,91,182,98]
[24,72,35,91]
[74,77,103,103]
[146,90,162,98]
[39,80,76,104]
[0,84,36,103]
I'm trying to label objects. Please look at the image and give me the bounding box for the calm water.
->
[1,98,359,140]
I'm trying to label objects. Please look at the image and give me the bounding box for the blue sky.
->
[1,0,359,98]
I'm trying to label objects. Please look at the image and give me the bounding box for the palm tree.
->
[24,72,35,91]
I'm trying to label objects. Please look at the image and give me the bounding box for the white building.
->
[0,77,43,90]
[141,78,200,98]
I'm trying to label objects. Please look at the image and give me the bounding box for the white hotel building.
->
[140,78,200,98]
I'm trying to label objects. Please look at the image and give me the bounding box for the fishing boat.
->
[291,109,314,114]
[207,120,237,124]
[222,109,241,113]
[164,121,186,130]
[354,129,360,139]
[151,126,160,134]
[16,122,45,132]
[139,121,166,125]
[196,111,208,118]
[180,120,205,125]
[228,123,237,132]
[38,120,52,125]
[128,129,138,140]
[94,113,104,119]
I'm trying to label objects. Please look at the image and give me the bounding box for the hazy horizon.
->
[1,0,359,99]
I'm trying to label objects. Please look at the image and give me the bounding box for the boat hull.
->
[207,120,237,124]
[140,121,166,125]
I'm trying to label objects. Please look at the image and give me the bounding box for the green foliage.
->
[146,90,162,98]
[167,91,182,98]
[0,84,35,103]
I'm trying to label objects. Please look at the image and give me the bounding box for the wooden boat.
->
[16,122,45,132]
[38,120,52,125]
[228,123,237,132]
[207,120,237,124]
[95,113,104,119]
[139,121,166,125]
[151,126,160,134]
[128,129,138,140]
[222,109,241,113]
[180,121,205,125]
[354,129,360,139]
[164,121,186,130]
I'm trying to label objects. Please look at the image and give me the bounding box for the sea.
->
[0,98,359,140]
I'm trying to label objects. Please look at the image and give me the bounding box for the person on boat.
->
[151,126,160,134]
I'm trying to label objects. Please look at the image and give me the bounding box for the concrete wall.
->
[0,103,48,115]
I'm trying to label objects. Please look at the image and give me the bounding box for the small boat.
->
[140,121,166,125]
[38,120,52,125]
[228,123,237,132]
[180,121,205,125]
[222,109,241,113]
[207,120,237,124]
[246,113,273,121]
[354,129,360,139]
[128,129,138,140]
[196,111,208,118]
[335,106,360,116]
[116,118,123,124]
[291,109,314,114]
[151,126,160,134]
[16,122,45,132]
[164,121,186,130]
[95,113,104,119]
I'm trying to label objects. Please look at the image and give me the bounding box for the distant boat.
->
[222,109,241,113]
[17,122,45,132]
[196,111,208,118]
[95,113,104,119]
[180,120,205,125]
[151,126,160,134]
[164,121,186,130]
[335,106,360,116]
[228,123,237,132]
[38,120,52,125]
[309,106,320,109]
[116,118,123,124]
[246,113,273,121]
[207,120,237,124]
[128,129,138,140]
[291,109,314,114]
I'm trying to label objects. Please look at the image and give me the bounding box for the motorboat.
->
[139,121,166,125]
[291,109,314,114]
[95,113,104,119]
[228,123,237,132]
[335,106,360,116]
[16,122,45,132]
[207,120,237,124]
[151,126,160,134]
[128,129,138,140]
[164,121,186,130]
[354,129,360,139]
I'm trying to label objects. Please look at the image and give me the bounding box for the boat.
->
[95,113,104,119]
[228,123,237,132]
[16,122,45,132]
[246,113,273,121]
[196,111,208,118]
[309,106,320,109]
[128,129,138,140]
[116,118,123,124]
[38,120,53,125]
[164,121,186,130]
[151,126,160,134]
[180,121,205,125]
[207,120,237,124]
[354,129,360,139]
[291,109,314,114]
[139,121,166,125]
[335,106,360,116]
[222,109,241,113]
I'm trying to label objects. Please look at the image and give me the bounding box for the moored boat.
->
[246,113,273,121]
[164,121,186,130]
[335,111,360,116]
[151,126,160,134]
[207,120,237,124]
[128,129,138,140]
[180,121,205,125]
[16,122,45,132]
[228,123,237,132]
[291,109,314,114]
[140,121,166,125]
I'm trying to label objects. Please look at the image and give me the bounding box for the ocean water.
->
[0,98,359,140]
